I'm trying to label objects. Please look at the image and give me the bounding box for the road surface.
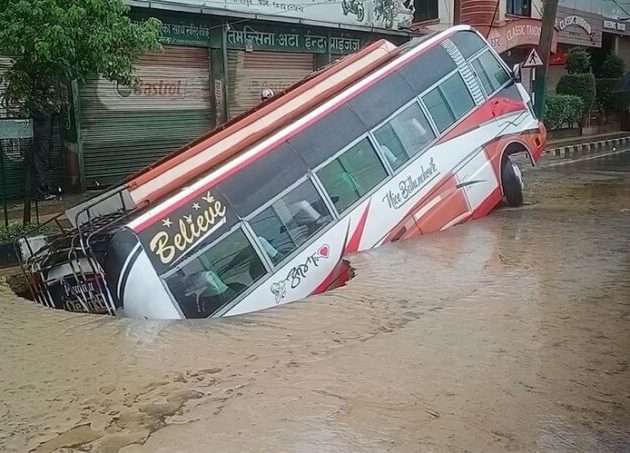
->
[1,151,629,453]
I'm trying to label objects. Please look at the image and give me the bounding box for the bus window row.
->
[162,31,504,317]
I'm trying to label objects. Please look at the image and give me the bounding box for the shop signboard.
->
[226,23,368,54]
[131,0,414,32]
[554,6,602,48]
[603,19,630,37]
[487,18,558,54]
[132,11,221,47]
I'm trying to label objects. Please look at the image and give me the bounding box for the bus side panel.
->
[456,149,500,214]
[118,249,183,319]
[223,218,352,317]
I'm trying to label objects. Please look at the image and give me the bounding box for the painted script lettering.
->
[383,157,439,209]
[149,192,227,265]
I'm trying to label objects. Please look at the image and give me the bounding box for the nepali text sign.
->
[226,24,366,54]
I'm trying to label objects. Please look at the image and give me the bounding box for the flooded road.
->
[1,151,629,452]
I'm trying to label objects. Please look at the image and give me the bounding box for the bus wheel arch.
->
[499,142,529,207]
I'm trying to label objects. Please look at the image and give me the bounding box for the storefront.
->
[224,23,370,119]
[548,7,603,92]
[79,14,217,187]
[69,2,414,188]
[486,18,553,93]
[0,58,65,199]
[603,18,630,66]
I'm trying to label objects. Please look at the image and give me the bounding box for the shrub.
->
[566,48,591,74]
[602,54,625,78]
[543,95,584,130]
[0,223,34,242]
[556,73,596,124]
[596,78,619,111]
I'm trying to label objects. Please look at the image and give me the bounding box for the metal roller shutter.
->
[80,46,213,187]
[0,58,64,200]
[227,51,314,119]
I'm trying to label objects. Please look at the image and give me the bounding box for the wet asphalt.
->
[0,150,628,453]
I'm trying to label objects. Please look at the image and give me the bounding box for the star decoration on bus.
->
[162,218,173,228]
[192,203,201,210]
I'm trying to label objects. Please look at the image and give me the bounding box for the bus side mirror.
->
[512,64,522,83]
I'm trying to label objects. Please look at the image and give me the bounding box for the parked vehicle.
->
[19,26,546,319]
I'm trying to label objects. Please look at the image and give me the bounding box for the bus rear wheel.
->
[501,156,524,207]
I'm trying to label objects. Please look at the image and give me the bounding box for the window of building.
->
[506,0,531,16]
[414,0,439,21]
[373,102,436,170]
[317,138,388,214]
[422,72,475,133]
[471,50,511,95]
[249,179,333,265]
[165,228,266,318]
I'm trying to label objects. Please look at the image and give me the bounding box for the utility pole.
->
[533,0,559,118]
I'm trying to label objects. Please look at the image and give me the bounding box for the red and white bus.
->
[22,25,546,319]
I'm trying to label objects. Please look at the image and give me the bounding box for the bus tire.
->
[501,156,524,207]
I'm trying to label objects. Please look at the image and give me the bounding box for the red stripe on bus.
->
[311,259,352,295]
[344,202,371,254]
[471,186,502,219]
[437,97,526,145]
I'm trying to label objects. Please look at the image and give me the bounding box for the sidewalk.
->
[1,192,93,227]
[546,131,630,158]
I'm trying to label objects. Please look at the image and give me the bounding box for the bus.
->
[20,25,546,319]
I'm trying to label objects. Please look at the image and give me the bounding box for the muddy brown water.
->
[1,152,629,452]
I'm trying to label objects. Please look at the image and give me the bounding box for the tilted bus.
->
[20,25,546,319]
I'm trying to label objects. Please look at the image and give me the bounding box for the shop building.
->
[74,1,416,188]
[1,1,416,196]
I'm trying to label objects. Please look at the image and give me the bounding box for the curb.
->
[548,136,630,158]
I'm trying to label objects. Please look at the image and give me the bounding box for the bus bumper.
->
[530,121,548,164]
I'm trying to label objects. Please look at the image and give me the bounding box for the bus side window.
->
[374,102,435,170]
[471,50,511,96]
[164,229,266,318]
[249,179,333,265]
[422,72,475,133]
[317,138,388,214]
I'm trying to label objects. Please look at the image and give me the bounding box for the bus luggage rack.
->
[17,187,142,316]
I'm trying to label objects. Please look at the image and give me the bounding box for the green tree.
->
[601,54,625,78]
[556,73,596,126]
[565,48,591,74]
[0,0,161,115]
[0,0,161,222]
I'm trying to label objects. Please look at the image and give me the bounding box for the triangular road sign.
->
[522,48,544,68]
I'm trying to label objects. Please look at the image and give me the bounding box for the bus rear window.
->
[471,50,511,95]
[449,30,486,58]
[422,72,475,132]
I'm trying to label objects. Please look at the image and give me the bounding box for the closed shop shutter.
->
[0,58,64,200]
[227,51,314,119]
[80,46,212,186]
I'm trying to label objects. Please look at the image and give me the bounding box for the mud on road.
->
[1,151,629,453]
